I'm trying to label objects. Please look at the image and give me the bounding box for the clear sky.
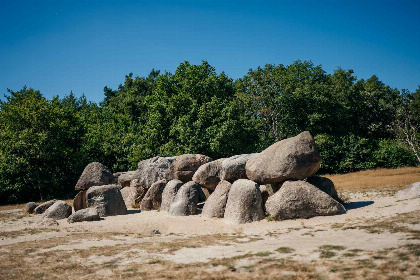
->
[1,0,419,103]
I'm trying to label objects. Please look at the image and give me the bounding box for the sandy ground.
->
[0,190,419,279]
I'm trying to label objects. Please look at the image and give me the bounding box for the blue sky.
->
[1,0,419,103]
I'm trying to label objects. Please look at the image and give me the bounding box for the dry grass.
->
[325,166,420,191]
[1,235,419,280]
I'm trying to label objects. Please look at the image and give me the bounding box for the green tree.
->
[0,88,86,204]
[133,61,257,160]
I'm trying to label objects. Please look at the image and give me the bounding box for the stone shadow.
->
[344,201,374,210]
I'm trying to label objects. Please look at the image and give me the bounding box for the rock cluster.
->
[26,131,346,225]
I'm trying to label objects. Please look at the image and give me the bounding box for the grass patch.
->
[253,251,272,257]
[0,228,60,239]
[319,250,337,258]
[319,245,346,251]
[276,247,295,254]
[405,244,420,256]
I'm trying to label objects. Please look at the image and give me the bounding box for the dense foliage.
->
[1,61,419,204]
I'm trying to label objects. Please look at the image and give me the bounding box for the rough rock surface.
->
[117,171,136,188]
[202,180,232,218]
[120,186,139,208]
[192,158,225,191]
[140,180,167,211]
[129,179,148,203]
[67,208,100,223]
[396,182,420,200]
[36,218,59,226]
[265,180,346,220]
[246,131,321,184]
[43,201,72,220]
[86,185,127,217]
[259,184,281,204]
[24,202,38,214]
[75,162,114,190]
[73,190,87,211]
[172,154,212,182]
[224,179,265,224]
[169,181,201,216]
[306,176,340,201]
[132,156,177,189]
[220,154,257,182]
[161,179,184,212]
[34,200,57,214]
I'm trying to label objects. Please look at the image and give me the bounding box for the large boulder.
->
[75,162,114,190]
[86,185,127,217]
[132,156,177,190]
[67,208,100,223]
[120,186,140,208]
[306,176,340,201]
[220,154,257,182]
[140,180,167,211]
[117,171,136,188]
[224,179,265,224]
[44,201,72,220]
[192,158,225,191]
[246,131,321,184]
[396,182,420,200]
[161,179,184,212]
[129,179,148,203]
[265,180,346,220]
[169,181,201,216]
[24,202,38,214]
[34,200,57,214]
[73,190,87,211]
[202,180,232,218]
[171,154,212,182]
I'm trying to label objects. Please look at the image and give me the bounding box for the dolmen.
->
[28,131,346,225]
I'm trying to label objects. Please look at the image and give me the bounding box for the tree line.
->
[1,60,419,204]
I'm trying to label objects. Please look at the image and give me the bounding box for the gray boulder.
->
[117,171,136,188]
[120,186,139,208]
[24,202,38,214]
[36,218,59,226]
[129,179,148,203]
[202,180,232,218]
[140,180,167,211]
[86,185,127,217]
[396,182,420,200]
[44,201,72,220]
[220,154,257,182]
[161,179,184,212]
[192,158,225,191]
[132,156,177,189]
[224,179,265,224]
[73,190,87,211]
[171,154,212,182]
[34,200,57,214]
[67,208,100,223]
[246,131,321,184]
[169,181,201,216]
[306,176,340,201]
[75,162,114,190]
[265,180,346,220]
